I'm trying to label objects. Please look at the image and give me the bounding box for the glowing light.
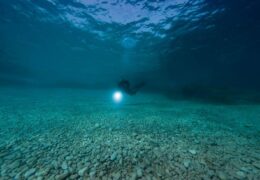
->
[113,91,123,103]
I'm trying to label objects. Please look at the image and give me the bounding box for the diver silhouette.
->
[118,79,145,95]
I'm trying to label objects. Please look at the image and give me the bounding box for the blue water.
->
[0,0,260,179]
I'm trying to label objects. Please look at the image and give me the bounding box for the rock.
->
[94,123,100,129]
[208,170,215,177]
[130,172,137,180]
[24,168,36,178]
[183,160,190,168]
[52,160,59,169]
[70,174,79,179]
[8,161,20,169]
[189,149,197,155]
[132,132,138,137]
[14,172,22,180]
[61,161,68,170]
[113,172,121,180]
[194,140,200,144]
[65,156,73,161]
[136,167,143,177]
[240,167,249,172]
[35,168,50,176]
[78,167,88,176]
[56,172,70,180]
[253,162,260,169]
[0,152,8,158]
[217,171,227,180]
[236,171,246,178]
[110,152,117,161]
[89,170,96,177]
[36,176,43,180]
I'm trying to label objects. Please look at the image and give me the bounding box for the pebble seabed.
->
[0,88,259,180]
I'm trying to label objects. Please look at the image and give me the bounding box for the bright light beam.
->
[113,91,123,103]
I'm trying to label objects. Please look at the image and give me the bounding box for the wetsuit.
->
[118,80,145,95]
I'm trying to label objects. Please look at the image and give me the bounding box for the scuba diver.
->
[118,79,145,95]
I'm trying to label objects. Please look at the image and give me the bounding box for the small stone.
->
[94,123,100,129]
[56,172,70,180]
[89,170,96,177]
[217,171,227,180]
[61,162,68,170]
[183,160,190,168]
[189,149,197,155]
[70,174,79,179]
[14,172,22,179]
[36,177,43,180]
[65,156,73,161]
[236,171,246,178]
[78,167,88,176]
[24,168,36,178]
[208,170,215,177]
[0,152,8,158]
[240,167,249,172]
[194,140,200,144]
[35,168,50,176]
[253,162,260,169]
[132,132,138,137]
[110,152,117,161]
[130,172,137,179]
[8,161,20,169]
[136,167,143,177]
[113,172,121,180]
[52,160,59,169]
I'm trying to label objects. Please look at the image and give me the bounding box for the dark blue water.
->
[0,0,260,179]
[1,0,259,89]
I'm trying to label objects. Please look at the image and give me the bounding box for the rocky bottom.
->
[0,88,259,179]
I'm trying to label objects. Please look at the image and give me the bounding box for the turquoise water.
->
[1,0,260,179]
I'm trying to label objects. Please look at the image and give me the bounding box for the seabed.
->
[0,88,259,179]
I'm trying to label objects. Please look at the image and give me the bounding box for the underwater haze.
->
[0,0,260,179]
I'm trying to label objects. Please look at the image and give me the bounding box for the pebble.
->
[113,172,121,180]
[0,152,8,158]
[240,167,249,172]
[110,152,117,161]
[136,167,143,177]
[24,168,36,178]
[130,172,137,179]
[183,160,190,168]
[35,168,50,176]
[65,156,73,161]
[94,123,100,129]
[78,167,88,176]
[70,174,79,179]
[236,171,246,178]
[36,176,44,180]
[14,172,22,179]
[217,171,227,180]
[8,161,20,169]
[132,132,138,138]
[252,162,260,169]
[56,172,70,180]
[189,149,197,155]
[52,160,59,169]
[61,161,68,170]
[89,170,96,177]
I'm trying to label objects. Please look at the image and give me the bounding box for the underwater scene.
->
[0,0,260,179]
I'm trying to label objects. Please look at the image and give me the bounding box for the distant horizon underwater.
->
[0,0,260,179]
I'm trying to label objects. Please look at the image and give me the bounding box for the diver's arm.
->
[129,82,145,95]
